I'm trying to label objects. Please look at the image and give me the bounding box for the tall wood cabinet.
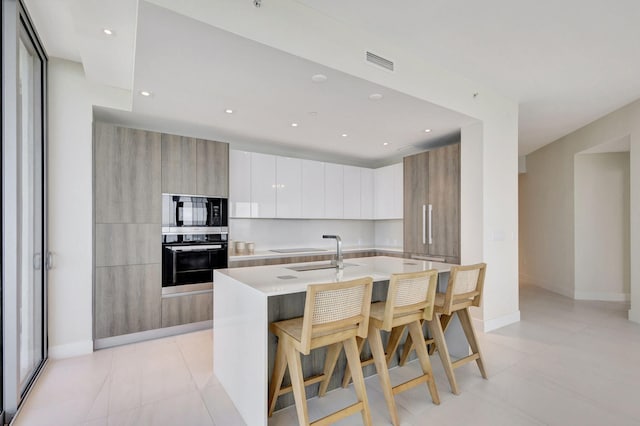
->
[403,143,460,263]
[162,134,228,197]
[94,123,162,339]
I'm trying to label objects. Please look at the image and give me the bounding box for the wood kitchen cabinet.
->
[161,134,197,195]
[196,139,229,197]
[95,264,162,338]
[161,135,228,197]
[161,292,213,328]
[94,122,161,224]
[403,143,460,263]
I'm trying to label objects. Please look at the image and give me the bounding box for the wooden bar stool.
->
[341,270,440,426]
[399,263,488,395]
[268,277,374,425]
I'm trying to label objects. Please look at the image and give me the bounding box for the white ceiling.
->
[25,0,640,157]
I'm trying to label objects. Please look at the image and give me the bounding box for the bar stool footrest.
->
[278,374,326,396]
[311,401,364,426]
[392,375,429,395]
[451,353,480,370]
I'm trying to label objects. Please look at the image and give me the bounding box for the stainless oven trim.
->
[167,244,223,251]
[162,226,228,235]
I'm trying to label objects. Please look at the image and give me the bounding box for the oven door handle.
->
[168,244,224,252]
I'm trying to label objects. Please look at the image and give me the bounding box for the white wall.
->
[148,0,521,331]
[521,98,639,323]
[574,152,630,301]
[48,59,130,357]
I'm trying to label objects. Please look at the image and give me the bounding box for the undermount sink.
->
[286,262,358,272]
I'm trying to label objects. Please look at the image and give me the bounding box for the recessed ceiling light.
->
[383,142,390,146]
[311,74,328,83]
[291,123,299,127]
[369,93,383,100]
[341,134,348,137]
[103,28,115,36]
[139,90,152,97]
[424,128,432,133]
[308,111,318,116]
[225,109,234,114]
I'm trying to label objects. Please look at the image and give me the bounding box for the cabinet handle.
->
[46,252,54,270]
[428,204,433,245]
[422,204,426,245]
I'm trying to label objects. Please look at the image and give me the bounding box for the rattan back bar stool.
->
[399,263,488,395]
[268,276,374,425]
[339,270,441,426]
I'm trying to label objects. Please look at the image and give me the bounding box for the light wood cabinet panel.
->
[94,122,161,224]
[403,143,460,263]
[95,224,161,267]
[161,134,197,194]
[428,143,460,259]
[95,264,162,338]
[196,139,229,197]
[403,152,429,255]
[229,150,252,217]
[161,292,213,328]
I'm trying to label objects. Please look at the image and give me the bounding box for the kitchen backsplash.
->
[229,218,403,251]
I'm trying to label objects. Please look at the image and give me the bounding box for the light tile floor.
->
[12,284,640,425]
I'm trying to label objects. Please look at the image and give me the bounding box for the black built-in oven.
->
[162,233,228,287]
[162,194,229,288]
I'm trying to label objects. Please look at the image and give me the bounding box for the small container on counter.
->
[246,242,255,254]
[235,241,246,255]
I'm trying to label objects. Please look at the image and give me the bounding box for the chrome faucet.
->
[323,235,343,269]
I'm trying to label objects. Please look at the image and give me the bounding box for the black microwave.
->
[162,194,228,230]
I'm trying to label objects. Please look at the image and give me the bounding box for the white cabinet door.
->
[374,163,403,219]
[392,162,404,219]
[324,163,344,218]
[343,166,361,219]
[229,150,252,218]
[301,160,324,218]
[360,168,374,219]
[250,153,276,218]
[276,156,302,218]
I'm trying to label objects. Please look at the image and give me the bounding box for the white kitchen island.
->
[213,256,467,426]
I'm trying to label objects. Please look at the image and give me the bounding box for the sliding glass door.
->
[17,20,45,393]
[2,0,48,420]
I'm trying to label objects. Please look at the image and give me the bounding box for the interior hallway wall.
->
[574,152,630,301]
[520,98,640,322]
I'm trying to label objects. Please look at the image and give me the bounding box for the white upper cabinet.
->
[343,166,361,219]
[229,150,251,218]
[324,163,344,218]
[276,157,302,218]
[374,162,403,219]
[360,168,374,219]
[250,153,276,218]
[301,160,325,218]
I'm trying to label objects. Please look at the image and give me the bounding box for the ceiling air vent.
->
[366,51,394,71]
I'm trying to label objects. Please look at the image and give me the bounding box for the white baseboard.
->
[574,291,630,302]
[48,340,93,359]
[473,310,521,333]
[629,309,640,324]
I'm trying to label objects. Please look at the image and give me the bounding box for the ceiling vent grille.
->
[366,51,394,71]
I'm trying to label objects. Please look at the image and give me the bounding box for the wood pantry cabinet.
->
[403,143,460,263]
[94,122,162,339]
[161,134,229,197]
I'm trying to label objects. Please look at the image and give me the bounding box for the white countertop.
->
[228,245,404,261]
[215,255,454,296]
